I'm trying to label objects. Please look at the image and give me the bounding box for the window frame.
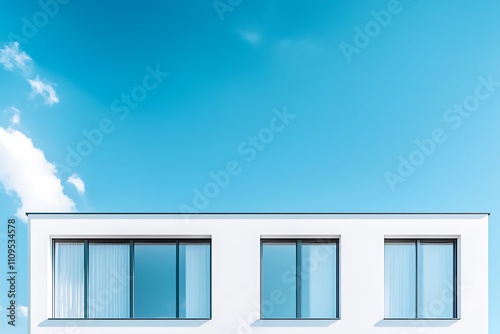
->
[51,238,212,320]
[384,238,458,320]
[260,238,340,320]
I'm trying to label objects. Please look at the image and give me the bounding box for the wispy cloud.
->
[0,42,32,73]
[27,76,59,105]
[0,127,76,221]
[17,305,28,317]
[1,42,59,106]
[3,106,21,125]
[67,173,85,194]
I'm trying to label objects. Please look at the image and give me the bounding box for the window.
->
[261,239,339,319]
[53,239,211,319]
[384,239,457,319]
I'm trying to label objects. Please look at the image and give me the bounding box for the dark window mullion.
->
[415,240,419,318]
[260,240,263,319]
[52,240,55,318]
[83,240,89,319]
[336,240,340,318]
[209,240,212,319]
[130,241,134,318]
[453,241,457,318]
[296,240,302,319]
[176,240,180,319]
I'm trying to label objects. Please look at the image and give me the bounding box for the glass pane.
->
[385,242,416,318]
[418,242,455,318]
[301,242,337,318]
[261,242,297,318]
[88,243,130,318]
[54,242,84,318]
[179,242,211,318]
[134,243,176,318]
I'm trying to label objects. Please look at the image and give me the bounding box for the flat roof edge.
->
[25,212,491,216]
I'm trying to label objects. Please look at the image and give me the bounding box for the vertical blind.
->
[88,243,130,318]
[54,242,85,318]
[179,243,211,318]
[384,240,456,319]
[384,242,416,318]
[418,242,455,318]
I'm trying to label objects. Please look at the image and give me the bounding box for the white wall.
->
[29,213,488,334]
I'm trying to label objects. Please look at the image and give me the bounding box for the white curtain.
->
[54,242,84,318]
[418,242,454,318]
[385,242,416,318]
[88,243,130,318]
[301,243,337,318]
[179,243,210,318]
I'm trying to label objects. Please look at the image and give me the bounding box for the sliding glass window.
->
[384,239,457,319]
[52,239,211,319]
[261,239,339,319]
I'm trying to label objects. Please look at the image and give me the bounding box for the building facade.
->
[28,213,488,333]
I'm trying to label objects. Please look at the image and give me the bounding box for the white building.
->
[28,213,488,334]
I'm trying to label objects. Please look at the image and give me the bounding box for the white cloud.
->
[11,113,20,124]
[0,42,32,73]
[67,173,85,194]
[0,127,76,221]
[27,76,59,105]
[3,106,21,125]
[17,305,28,317]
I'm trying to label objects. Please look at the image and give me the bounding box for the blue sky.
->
[0,0,499,332]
